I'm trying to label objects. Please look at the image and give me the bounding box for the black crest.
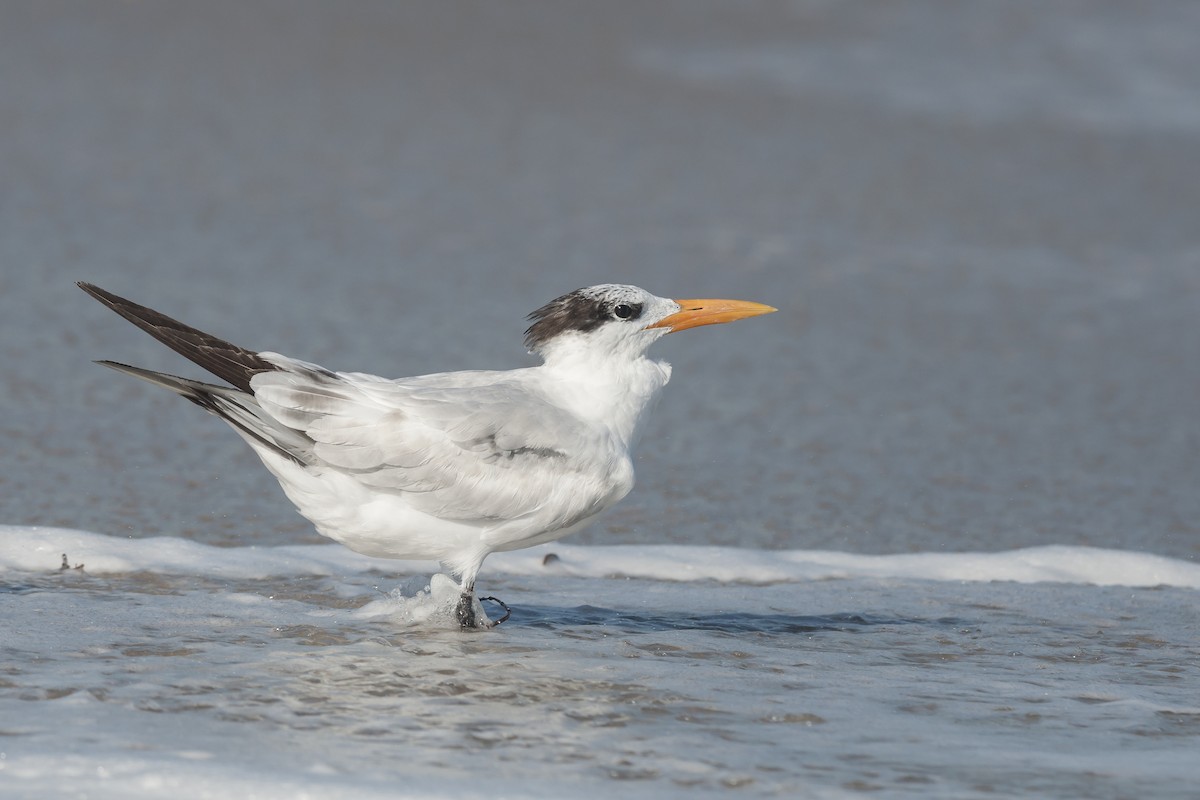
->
[523,286,648,352]
[524,289,612,351]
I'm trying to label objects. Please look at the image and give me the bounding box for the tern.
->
[79,282,775,628]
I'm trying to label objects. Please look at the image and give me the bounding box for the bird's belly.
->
[315,499,486,562]
[486,512,600,553]
[483,455,635,553]
[255,451,485,562]
[251,440,634,563]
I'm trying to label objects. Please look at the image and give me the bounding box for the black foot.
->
[454,591,480,629]
[454,591,511,630]
[479,596,511,625]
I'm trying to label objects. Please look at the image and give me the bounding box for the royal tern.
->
[79,282,775,628]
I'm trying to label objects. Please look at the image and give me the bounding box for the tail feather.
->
[79,282,276,394]
[99,360,311,466]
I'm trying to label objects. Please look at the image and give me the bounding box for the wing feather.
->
[249,359,624,526]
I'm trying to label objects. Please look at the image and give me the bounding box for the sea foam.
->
[2,525,1196,588]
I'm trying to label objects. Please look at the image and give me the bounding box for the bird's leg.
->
[450,556,509,630]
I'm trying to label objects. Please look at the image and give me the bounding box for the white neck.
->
[536,340,672,449]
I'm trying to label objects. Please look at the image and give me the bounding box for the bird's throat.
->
[539,356,672,449]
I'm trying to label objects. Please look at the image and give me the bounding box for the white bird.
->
[79,282,775,628]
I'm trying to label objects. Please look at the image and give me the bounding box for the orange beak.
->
[646,298,778,333]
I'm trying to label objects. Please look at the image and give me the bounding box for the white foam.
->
[349,573,476,626]
[2,525,1196,588]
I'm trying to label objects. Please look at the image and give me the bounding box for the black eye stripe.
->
[524,290,647,350]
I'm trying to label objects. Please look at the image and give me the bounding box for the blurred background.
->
[2,1,1197,558]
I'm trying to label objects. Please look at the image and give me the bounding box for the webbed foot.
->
[479,596,511,625]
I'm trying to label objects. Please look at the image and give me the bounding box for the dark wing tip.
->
[78,281,153,317]
[79,282,279,393]
[77,281,104,300]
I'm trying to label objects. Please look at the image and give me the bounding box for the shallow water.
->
[3,531,1199,798]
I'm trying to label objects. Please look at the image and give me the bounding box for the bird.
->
[78,282,775,628]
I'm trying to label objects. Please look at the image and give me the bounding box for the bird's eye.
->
[613,304,634,320]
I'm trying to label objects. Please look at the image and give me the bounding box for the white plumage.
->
[79,282,775,627]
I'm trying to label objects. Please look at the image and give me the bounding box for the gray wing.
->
[251,356,627,528]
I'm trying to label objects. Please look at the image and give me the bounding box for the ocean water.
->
[3,528,1199,799]
[2,1,1199,798]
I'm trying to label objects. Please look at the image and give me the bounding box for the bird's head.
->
[524,284,776,362]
